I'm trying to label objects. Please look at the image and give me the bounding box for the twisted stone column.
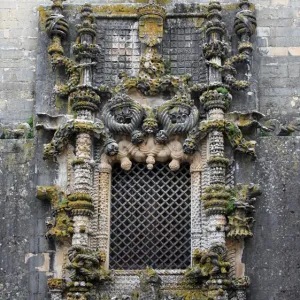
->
[204,0,229,250]
[66,5,100,300]
[202,2,231,299]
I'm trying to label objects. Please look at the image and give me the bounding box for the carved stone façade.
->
[36,1,263,299]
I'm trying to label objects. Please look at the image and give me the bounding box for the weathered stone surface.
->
[237,137,300,300]
[0,0,300,299]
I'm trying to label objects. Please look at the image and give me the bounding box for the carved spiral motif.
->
[102,94,144,135]
[234,10,257,37]
[46,14,69,38]
[157,97,199,136]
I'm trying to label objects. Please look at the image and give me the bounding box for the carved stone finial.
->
[234,0,257,55]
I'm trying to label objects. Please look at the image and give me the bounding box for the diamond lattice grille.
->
[110,163,191,270]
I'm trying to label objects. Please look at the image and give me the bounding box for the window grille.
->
[110,163,191,270]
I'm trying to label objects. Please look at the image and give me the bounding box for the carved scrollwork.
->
[46,13,69,41]
[234,8,257,38]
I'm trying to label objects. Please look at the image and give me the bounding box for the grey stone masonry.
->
[0,0,300,300]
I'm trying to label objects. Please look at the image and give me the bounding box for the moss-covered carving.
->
[103,94,144,135]
[184,120,256,157]
[47,278,66,290]
[137,268,187,300]
[138,2,166,46]
[227,184,261,239]
[0,120,33,139]
[67,192,94,216]
[66,245,110,283]
[66,245,110,299]
[43,119,118,160]
[185,246,230,280]
[201,185,231,216]
[36,186,74,242]
[200,89,232,112]
[93,4,139,17]
[142,106,159,135]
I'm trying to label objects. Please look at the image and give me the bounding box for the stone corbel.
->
[112,136,190,171]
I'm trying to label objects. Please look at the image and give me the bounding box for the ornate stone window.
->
[37,1,261,299]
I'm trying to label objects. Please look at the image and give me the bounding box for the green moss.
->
[37,6,49,31]
[93,5,138,16]
[207,156,229,166]
[226,198,235,215]
[135,0,171,3]
[59,198,68,207]
[131,290,139,299]
[47,278,65,290]
[36,186,65,208]
[193,17,205,28]
[71,158,85,166]
[55,96,63,109]
[46,211,74,241]
[172,290,207,300]
[260,128,270,137]
[25,116,34,139]
[27,117,33,128]
[216,87,229,95]
[68,192,93,202]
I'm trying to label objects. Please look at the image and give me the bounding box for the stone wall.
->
[1,0,300,123]
[0,0,299,300]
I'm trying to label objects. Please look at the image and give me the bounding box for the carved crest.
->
[139,15,164,46]
[138,4,166,46]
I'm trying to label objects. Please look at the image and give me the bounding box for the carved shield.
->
[139,15,164,46]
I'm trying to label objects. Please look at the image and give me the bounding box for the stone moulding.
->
[37,1,263,299]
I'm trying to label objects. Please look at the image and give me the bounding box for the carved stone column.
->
[204,1,229,250]
[190,155,202,253]
[66,5,102,300]
[68,3,98,247]
[98,157,112,269]
[202,2,231,299]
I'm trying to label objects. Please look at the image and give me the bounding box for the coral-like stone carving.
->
[66,245,109,299]
[43,120,118,160]
[184,120,256,157]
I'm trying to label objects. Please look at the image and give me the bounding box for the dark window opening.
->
[110,163,191,270]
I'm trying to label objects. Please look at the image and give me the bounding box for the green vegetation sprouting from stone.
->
[26,117,34,139]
